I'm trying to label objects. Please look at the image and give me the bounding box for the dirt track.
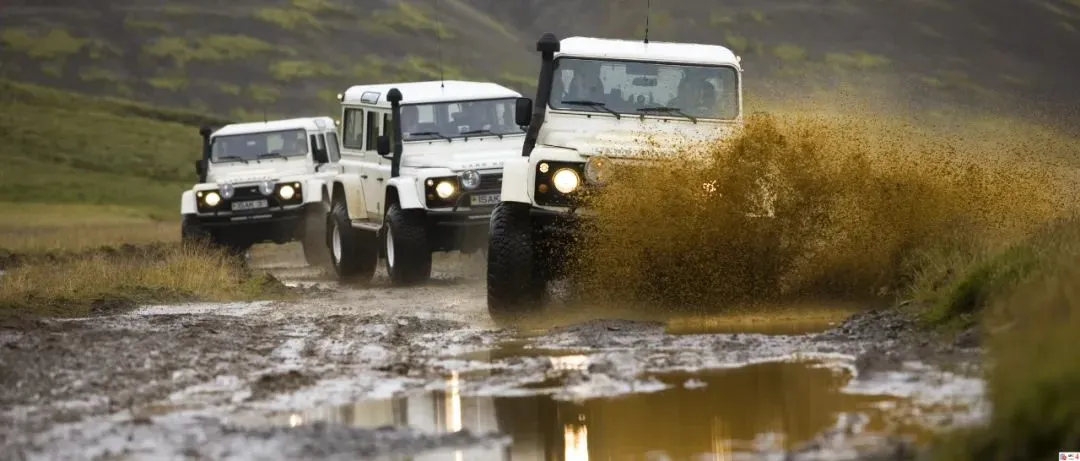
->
[0,245,986,461]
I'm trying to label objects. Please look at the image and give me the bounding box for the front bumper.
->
[192,203,308,228]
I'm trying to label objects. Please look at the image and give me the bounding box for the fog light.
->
[435,181,456,199]
[552,168,581,194]
[220,183,235,199]
[204,191,221,206]
[259,181,274,196]
[460,170,480,190]
[278,184,296,200]
[585,156,610,184]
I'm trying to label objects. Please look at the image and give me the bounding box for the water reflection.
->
[273,359,924,460]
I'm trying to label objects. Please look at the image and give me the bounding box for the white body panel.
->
[182,116,341,220]
[505,36,746,211]
[330,80,526,228]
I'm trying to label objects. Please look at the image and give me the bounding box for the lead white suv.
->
[181,117,342,264]
[324,80,527,285]
[487,34,747,314]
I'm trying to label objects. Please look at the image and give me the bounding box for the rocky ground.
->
[0,245,986,461]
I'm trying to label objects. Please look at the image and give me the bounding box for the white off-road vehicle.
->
[181,117,342,264]
[487,34,747,314]
[324,80,527,285]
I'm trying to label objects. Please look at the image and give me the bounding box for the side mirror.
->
[515,97,533,127]
[313,147,329,164]
[376,135,391,157]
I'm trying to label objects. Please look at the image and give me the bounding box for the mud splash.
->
[574,112,1077,308]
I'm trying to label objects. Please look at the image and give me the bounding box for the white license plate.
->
[231,199,268,211]
[470,193,500,206]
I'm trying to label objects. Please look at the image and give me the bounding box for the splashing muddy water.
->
[574,112,1079,308]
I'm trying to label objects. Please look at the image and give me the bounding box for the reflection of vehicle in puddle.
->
[260,353,975,459]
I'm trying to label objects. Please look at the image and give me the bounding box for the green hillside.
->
[1,0,1079,216]
[3,0,1079,124]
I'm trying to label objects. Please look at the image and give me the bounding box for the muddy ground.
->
[0,244,985,461]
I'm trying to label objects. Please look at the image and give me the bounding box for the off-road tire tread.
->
[329,200,377,283]
[302,202,332,268]
[486,202,543,315]
[384,203,432,285]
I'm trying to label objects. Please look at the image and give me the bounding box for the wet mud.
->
[0,244,985,460]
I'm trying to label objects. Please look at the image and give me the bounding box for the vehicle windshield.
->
[210,128,308,162]
[400,98,525,141]
[549,57,740,120]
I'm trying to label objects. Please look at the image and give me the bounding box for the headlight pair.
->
[535,161,587,206]
[425,170,482,204]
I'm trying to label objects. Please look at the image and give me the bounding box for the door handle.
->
[376,178,384,182]
[361,174,368,179]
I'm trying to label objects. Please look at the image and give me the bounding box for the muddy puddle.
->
[232,351,977,460]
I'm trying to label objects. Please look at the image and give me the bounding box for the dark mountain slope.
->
[1,0,1078,127]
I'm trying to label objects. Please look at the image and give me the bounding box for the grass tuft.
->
[0,243,289,319]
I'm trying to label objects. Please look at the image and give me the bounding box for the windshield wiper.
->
[460,129,503,139]
[257,152,286,160]
[561,100,622,119]
[636,106,697,123]
[407,131,452,141]
[216,155,249,164]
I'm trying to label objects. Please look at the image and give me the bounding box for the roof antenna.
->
[644,0,651,44]
[435,0,445,89]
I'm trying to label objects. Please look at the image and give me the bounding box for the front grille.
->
[476,173,502,192]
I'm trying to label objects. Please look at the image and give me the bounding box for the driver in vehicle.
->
[279,133,306,155]
[401,105,421,138]
[671,74,718,115]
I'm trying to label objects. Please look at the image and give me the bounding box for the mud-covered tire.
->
[302,202,332,268]
[327,200,377,283]
[383,203,432,286]
[180,215,209,247]
[486,202,544,315]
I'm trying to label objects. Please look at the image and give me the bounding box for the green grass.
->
[362,2,455,39]
[0,79,226,212]
[1,28,87,60]
[927,217,1080,460]
[141,35,277,68]
[269,60,340,82]
[254,8,323,31]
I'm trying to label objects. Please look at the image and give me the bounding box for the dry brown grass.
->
[0,243,287,318]
[0,202,176,254]
[0,202,288,319]
[572,111,1080,309]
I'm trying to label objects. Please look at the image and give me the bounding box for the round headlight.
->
[220,183,235,199]
[551,168,581,194]
[585,156,610,185]
[204,191,221,206]
[460,170,481,190]
[435,180,456,199]
[278,184,296,200]
[259,180,275,196]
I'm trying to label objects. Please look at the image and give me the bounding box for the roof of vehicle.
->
[341,80,523,107]
[556,36,741,68]
[212,116,336,137]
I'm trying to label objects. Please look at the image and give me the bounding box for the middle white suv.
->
[324,80,527,285]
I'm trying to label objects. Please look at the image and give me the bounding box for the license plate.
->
[231,199,268,211]
[470,193,500,206]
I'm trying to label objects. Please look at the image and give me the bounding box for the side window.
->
[325,133,341,162]
[342,108,364,150]
[365,111,379,151]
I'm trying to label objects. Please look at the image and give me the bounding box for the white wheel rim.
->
[332,223,342,263]
[386,227,395,268]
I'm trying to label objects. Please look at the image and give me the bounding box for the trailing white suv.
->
[324,80,527,285]
[487,34,746,314]
[181,117,342,264]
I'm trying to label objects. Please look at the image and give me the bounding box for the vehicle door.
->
[339,106,370,221]
[310,129,344,182]
[359,109,392,220]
